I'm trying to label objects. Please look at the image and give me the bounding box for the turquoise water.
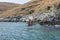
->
[0,22,60,40]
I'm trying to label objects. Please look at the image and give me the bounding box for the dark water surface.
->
[0,22,60,40]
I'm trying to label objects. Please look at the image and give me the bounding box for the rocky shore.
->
[0,3,60,28]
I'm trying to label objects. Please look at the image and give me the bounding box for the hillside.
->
[0,2,19,14]
[0,0,60,18]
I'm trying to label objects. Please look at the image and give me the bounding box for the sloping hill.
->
[0,2,19,13]
[0,0,60,18]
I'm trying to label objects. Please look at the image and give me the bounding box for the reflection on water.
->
[0,22,60,40]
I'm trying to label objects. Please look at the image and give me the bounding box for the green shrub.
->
[28,10,34,14]
[57,3,60,9]
[54,3,60,10]
[47,6,51,10]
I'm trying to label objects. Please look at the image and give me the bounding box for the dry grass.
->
[0,2,19,14]
[0,0,60,17]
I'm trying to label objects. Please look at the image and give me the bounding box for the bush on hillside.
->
[28,10,34,14]
[57,3,60,9]
[47,6,51,10]
[54,3,60,10]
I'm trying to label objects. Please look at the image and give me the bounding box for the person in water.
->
[27,19,33,26]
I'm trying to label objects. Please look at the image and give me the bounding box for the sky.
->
[0,0,31,4]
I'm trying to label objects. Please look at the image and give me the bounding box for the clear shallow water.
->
[0,22,60,40]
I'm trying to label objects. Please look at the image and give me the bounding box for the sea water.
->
[0,22,60,40]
